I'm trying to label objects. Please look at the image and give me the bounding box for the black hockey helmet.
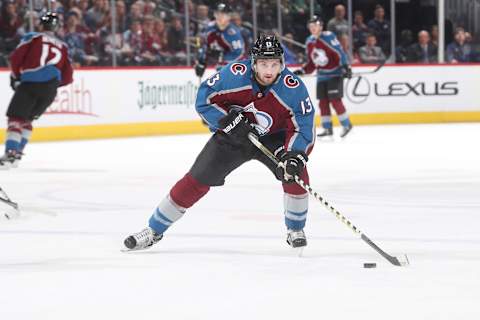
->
[251,35,284,60]
[250,35,285,71]
[308,15,323,26]
[40,12,60,32]
[215,3,232,14]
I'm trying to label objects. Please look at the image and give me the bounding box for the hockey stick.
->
[247,133,409,267]
[297,59,387,79]
[0,187,18,210]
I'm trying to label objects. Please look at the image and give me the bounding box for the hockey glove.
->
[218,110,257,147]
[10,76,20,91]
[293,69,305,76]
[275,151,308,183]
[342,65,353,79]
[195,62,206,78]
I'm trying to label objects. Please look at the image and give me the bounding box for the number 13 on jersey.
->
[300,97,314,115]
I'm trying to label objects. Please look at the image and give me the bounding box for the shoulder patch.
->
[322,31,333,36]
[283,75,300,89]
[227,27,236,35]
[230,63,247,75]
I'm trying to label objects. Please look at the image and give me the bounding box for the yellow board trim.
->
[1,111,480,142]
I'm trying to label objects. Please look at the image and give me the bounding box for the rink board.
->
[0,64,479,141]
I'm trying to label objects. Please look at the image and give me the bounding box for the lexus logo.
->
[345,77,459,104]
[346,77,370,104]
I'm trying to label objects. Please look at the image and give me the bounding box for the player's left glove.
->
[342,65,353,79]
[218,110,257,147]
[10,76,20,91]
[275,151,308,183]
[195,62,206,78]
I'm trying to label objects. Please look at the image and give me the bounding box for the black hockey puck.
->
[363,263,377,268]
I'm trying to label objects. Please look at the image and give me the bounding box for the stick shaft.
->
[247,133,405,266]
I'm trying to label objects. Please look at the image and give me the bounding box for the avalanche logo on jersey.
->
[230,63,247,75]
[284,75,300,88]
[243,102,273,135]
[312,48,329,67]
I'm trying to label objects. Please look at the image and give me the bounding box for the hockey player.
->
[294,16,353,138]
[194,3,245,79]
[0,12,73,169]
[124,35,315,251]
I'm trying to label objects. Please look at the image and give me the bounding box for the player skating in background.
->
[124,35,315,251]
[294,16,353,139]
[194,3,246,79]
[0,12,73,169]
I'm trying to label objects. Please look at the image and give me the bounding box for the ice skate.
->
[340,124,353,138]
[316,128,333,140]
[0,150,22,170]
[287,229,307,257]
[122,227,163,252]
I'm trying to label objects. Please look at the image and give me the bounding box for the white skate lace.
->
[134,228,154,246]
[289,230,305,240]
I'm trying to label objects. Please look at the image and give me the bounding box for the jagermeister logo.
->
[137,81,198,109]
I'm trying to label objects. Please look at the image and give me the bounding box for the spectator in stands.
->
[327,4,348,38]
[0,0,24,53]
[395,29,413,63]
[407,30,437,63]
[195,4,210,35]
[367,4,391,56]
[352,10,368,51]
[167,15,187,64]
[136,15,163,65]
[231,12,253,52]
[358,33,386,64]
[64,11,98,66]
[84,0,109,32]
[123,19,142,65]
[126,2,143,29]
[431,25,439,47]
[465,31,473,44]
[339,34,359,64]
[446,27,473,63]
[115,0,128,33]
[97,14,124,65]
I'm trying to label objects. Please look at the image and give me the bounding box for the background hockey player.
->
[0,12,73,169]
[294,15,353,139]
[124,35,315,251]
[194,3,246,79]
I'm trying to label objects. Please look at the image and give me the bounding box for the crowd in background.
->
[0,0,479,67]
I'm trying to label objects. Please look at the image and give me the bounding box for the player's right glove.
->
[195,62,206,78]
[10,75,20,91]
[218,110,257,147]
[275,151,308,183]
[293,69,305,76]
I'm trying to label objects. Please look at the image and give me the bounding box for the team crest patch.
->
[228,28,236,35]
[243,102,273,135]
[284,75,300,88]
[230,63,247,75]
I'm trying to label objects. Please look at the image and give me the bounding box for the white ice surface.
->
[1,123,480,320]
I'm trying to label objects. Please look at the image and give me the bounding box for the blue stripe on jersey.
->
[21,64,61,83]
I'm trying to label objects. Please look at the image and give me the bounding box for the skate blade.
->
[291,246,305,257]
[316,135,334,142]
[120,246,152,253]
